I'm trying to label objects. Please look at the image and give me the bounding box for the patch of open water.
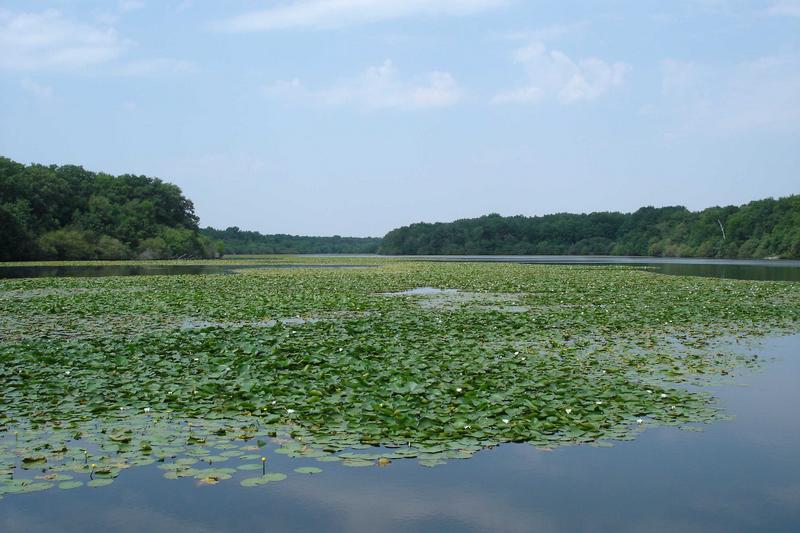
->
[0,264,374,279]
[1,257,799,282]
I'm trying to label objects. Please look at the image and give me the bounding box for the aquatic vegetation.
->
[1,259,798,499]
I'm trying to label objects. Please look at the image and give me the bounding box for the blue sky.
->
[1,1,798,237]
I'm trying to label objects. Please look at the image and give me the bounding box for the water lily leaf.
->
[87,479,114,488]
[294,467,322,474]
[240,472,287,487]
[236,464,263,471]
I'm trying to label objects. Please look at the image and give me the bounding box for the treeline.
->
[380,196,800,259]
[200,226,381,254]
[0,157,222,261]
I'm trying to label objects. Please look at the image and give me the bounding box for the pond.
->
[0,258,798,532]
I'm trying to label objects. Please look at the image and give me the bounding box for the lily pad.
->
[294,467,322,475]
[87,479,114,488]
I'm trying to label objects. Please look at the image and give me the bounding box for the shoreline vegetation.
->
[2,156,798,261]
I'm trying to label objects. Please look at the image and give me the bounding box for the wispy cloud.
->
[116,57,197,76]
[659,54,800,135]
[264,60,462,110]
[20,78,54,98]
[491,21,590,43]
[216,0,508,32]
[119,0,146,13]
[0,9,128,70]
[493,41,630,105]
[0,8,195,77]
[767,0,800,16]
[661,59,708,96]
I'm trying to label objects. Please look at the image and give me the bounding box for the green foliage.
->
[97,236,132,260]
[201,226,381,254]
[380,196,800,258]
[37,229,98,260]
[0,156,220,260]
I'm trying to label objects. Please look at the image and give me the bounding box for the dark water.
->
[0,264,372,279]
[1,257,799,281]
[407,255,800,282]
[1,334,798,533]
[649,263,800,282]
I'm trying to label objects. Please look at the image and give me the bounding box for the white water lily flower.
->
[565,408,573,414]
[143,407,151,413]
[514,351,519,355]
[286,409,295,414]
[502,419,510,424]
[660,393,667,399]
[595,400,603,405]
[271,400,277,405]
[64,370,71,375]
[456,387,462,393]
[646,389,653,394]
[636,418,643,424]
[464,425,471,429]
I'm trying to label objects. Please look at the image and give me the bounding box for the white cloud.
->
[661,59,708,96]
[493,42,630,105]
[172,1,194,13]
[491,86,543,105]
[0,9,127,70]
[491,21,590,43]
[116,58,197,76]
[119,1,146,12]
[264,60,462,110]
[767,1,800,16]
[216,0,508,32]
[20,78,54,98]
[659,55,800,135]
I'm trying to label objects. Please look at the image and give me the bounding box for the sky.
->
[0,1,799,237]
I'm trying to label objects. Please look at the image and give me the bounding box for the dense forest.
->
[200,227,381,254]
[0,157,221,261]
[2,155,798,261]
[380,196,800,259]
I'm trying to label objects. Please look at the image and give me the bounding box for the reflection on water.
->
[410,255,800,282]
[0,264,372,279]
[1,335,798,533]
[650,263,800,282]
[1,257,798,281]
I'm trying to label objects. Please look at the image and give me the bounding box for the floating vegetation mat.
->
[1,260,799,499]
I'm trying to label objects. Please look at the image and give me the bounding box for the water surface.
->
[0,264,372,279]
[1,256,798,281]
